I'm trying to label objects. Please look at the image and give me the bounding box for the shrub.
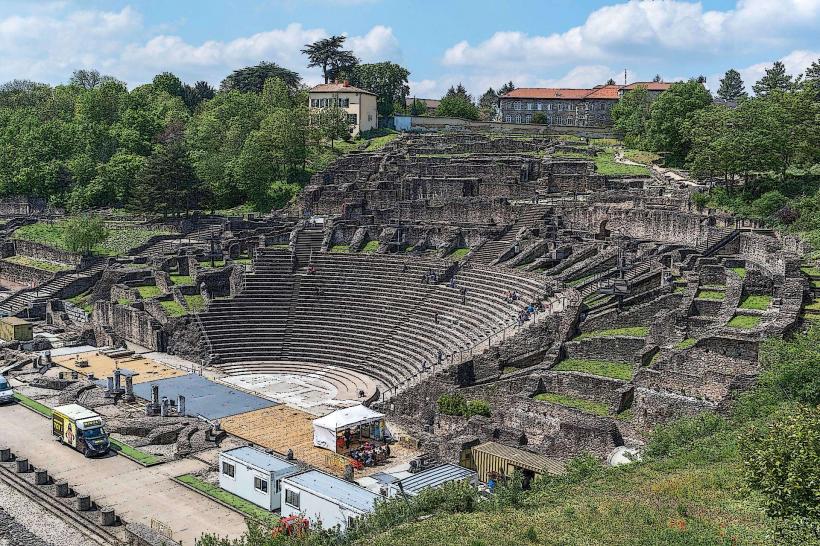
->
[437,393,466,416]
[63,214,108,255]
[464,400,491,418]
[741,405,820,522]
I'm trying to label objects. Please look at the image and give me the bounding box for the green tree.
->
[408,98,427,116]
[152,72,185,98]
[610,86,652,148]
[348,62,410,116]
[645,80,713,165]
[317,105,351,148]
[63,214,108,254]
[742,405,820,523]
[437,85,479,120]
[220,62,300,93]
[131,139,202,217]
[498,81,515,96]
[260,77,293,112]
[753,61,794,96]
[69,69,123,90]
[478,88,499,120]
[606,78,616,85]
[182,81,215,111]
[717,69,748,101]
[301,35,359,84]
[531,112,548,124]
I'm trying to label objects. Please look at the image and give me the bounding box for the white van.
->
[0,376,14,404]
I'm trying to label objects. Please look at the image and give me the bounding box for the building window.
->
[347,114,358,125]
[515,114,521,123]
[342,98,350,107]
[221,461,235,478]
[285,489,300,509]
[514,102,521,110]
[275,479,281,493]
[526,102,532,110]
[537,102,542,110]
[368,113,373,122]
[254,476,268,493]
[525,114,532,123]
[505,115,512,123]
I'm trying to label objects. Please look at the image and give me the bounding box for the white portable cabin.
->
[218,446,298,511]
[387,464,478,497]
[280,469,381,531]
[312,405,386,453]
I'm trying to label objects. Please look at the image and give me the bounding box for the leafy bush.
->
[741,405,820,522]
[464,400,491,418]
[437,394,490,418]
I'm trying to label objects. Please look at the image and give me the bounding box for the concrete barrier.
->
[76,495,91,511]
[34,468,48,485]
[55,481,70,497]
[15,458,28,473]
[100,507,116,526]
[0,447,10,462]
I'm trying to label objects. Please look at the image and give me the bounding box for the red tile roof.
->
[502,88,594,100]
[310,83,376,95]
[500,82,672,101]
[621,82,673,91]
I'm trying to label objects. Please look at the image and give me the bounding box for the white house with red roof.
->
[309,81,378,136]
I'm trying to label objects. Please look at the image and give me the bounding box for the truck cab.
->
[0,376,14,404]
[52,404,110,457]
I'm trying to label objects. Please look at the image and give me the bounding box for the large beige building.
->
[309,82,378,136]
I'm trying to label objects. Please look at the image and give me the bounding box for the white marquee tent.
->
[312,405,386,453]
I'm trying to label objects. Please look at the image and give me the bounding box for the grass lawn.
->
[805,300,820,311]
[727,315,762,329]
[200,259,226,268]
[800,266,820,276]
[269,244,290,250]
[448,248,470,261]
[552,151,591,159]
[553,359,634,380]
[362,129,399,151]
[696,290,725,300]
[331,244,350,253]
[566,273,595,287]
[67,291,94,313]
[575,326,649,339]
[175,474,279,525]
[594,150,651,176]
[109,438,162,466]
[233,258,252,265]
[623,149,661,164]
[14,393,52,417]
[14,221,173,257]
[170,275,193,285]
[501,366,519,374]
[739,295,771,310]
[362,240,379,253]
[3,255,71,272]
[676,338,697,350]
[731,267,747,279]
[534,393,609,416]
[184,294,205,313]
[674,285,687,293]
[159,300,187,317]
[136,285,162,299]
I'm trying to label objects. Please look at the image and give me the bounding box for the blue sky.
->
[0,0,818,97]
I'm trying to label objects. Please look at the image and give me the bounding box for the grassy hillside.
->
[198,327,820,546]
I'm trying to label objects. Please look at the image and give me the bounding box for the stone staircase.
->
[471,204,549,265]
[0,260,107,316]
[293,228,324,270]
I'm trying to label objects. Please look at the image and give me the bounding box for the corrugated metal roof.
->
[473,442,565,475]
[283,470,380,513]
[221,446,297,473]
[395,464,476,496]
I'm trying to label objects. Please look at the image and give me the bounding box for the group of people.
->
[505,290,520,303]
[421,269,439,284]
[517,300,545,325]
[349,442,391,469]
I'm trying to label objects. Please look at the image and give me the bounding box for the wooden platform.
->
[53,351,186,384]
[221,405,419,477]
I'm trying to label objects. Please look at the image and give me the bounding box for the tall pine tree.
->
[717,69,748,101]
[752,61,793,96]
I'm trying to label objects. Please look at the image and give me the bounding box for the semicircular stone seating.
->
[199,248,546,393]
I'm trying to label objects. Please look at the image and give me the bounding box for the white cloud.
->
[0,4,403,88]
[346,25,402,63]
[442,0,820,69]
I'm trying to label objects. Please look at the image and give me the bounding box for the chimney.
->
[343,80,350,87]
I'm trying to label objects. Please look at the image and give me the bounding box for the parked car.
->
[0,376,14,404]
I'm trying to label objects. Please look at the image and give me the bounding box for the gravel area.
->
[0,481,97,546]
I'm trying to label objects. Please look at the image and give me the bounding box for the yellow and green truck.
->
[52,404,110,457]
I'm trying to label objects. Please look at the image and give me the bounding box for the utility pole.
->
[623,69,627,86]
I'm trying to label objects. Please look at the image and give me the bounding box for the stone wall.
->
[0,261,53,285]
[92,301,166,351]
[13,239,81,266]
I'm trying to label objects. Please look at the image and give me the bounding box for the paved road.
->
[0,403,248,545]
